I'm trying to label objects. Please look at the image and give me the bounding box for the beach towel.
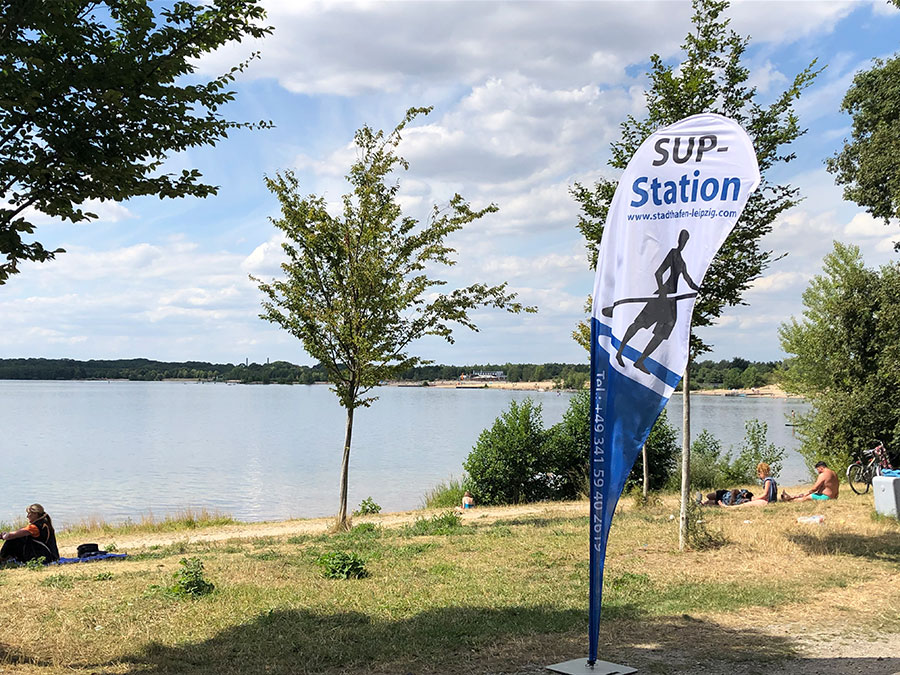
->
[51,553,128,565]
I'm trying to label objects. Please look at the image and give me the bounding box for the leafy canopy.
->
[0,0,271,283]
[255,106,533,413]
[572,0,818,353]
[826,53,900,227]
[779,242,900,473]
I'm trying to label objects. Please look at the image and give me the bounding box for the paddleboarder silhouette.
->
[606,229,699,374]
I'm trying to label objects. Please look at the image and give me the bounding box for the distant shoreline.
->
[385,380,802,398]
[2,378,803,399]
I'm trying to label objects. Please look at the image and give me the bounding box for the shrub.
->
[402,511,465,536]
[423,476,469,509]
[683,498,727,550]
[723,419,785,483]
[463,398,549,505]
[542,390,591,500]
[625,408,679,492]
[353,497,381,516]
[683,421,785,490]
[685,429,726,490]
[317,551,368,579]
[169,557,215,597]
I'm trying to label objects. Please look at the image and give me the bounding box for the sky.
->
[2,0,900,368]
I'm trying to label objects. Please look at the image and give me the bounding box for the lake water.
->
[0,381,809,526]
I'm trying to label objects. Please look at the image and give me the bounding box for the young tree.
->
[0,1,271,283]
[779,242,900,473]
[571,0,817,549]
[826,53,900,228]
[254,108,533,530]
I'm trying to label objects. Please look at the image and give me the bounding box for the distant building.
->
[460,370,507,381]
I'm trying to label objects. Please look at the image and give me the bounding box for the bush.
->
[402,511,466,536]
[683,420,785,490]
[353,497,381,516]
[317,551,368,579]
[542,390,591,500]
[423,476,469,509]
[625,408,679,492]
[463,398,549,505]
[683,499,727,550]
[169,557,215,597]
[686,429,726,489]
[722,419,785,483]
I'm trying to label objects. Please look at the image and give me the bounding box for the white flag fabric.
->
[587,113,760,664]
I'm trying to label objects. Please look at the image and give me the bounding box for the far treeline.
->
[0,357,781,389]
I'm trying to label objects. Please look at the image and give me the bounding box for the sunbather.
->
[727,462,778,507]
[781,461,839,501]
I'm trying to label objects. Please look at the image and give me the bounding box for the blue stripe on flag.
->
[594,321,682,389]
[589,317,671,663]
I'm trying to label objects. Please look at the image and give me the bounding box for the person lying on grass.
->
[0,503,59,564]
[726,462,778,507]
[697,488,754,506]
[781,461,839,501]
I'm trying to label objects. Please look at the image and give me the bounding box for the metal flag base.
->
[546,658,637,674]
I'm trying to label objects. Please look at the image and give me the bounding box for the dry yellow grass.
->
[0,493,897,674]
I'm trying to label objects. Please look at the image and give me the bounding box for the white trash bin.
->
[872,475,900,518]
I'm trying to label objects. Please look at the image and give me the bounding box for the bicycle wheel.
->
[847,463,870,495]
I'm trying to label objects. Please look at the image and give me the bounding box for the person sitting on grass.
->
[697,488,754,506]
[462,491,475,509]
[0,503,60,564]
[781,461,839,501]
[727,462,778,507]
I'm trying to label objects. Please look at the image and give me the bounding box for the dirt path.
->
[62,502,588,553]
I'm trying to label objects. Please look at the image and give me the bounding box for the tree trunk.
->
[642,444,649,500]
[336,405,355,532]
[679,352,692,551]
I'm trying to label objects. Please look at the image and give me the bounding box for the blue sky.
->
[3,0,899,367]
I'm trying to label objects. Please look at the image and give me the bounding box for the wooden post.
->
[679,351,691,551]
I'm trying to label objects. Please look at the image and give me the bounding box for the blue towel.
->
[51,553,128,565]
[880,469,900,478]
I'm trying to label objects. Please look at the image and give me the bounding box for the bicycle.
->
[846,441,895,495]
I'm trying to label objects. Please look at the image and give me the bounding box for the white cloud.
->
[748,271,809,294]
[871,0,900,16]
[844,212,895,238]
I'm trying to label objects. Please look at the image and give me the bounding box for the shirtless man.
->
[781,461,840,501]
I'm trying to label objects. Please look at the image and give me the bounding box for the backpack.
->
[77,543,105,558]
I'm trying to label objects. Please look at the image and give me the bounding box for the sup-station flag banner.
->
[587,113,760,663]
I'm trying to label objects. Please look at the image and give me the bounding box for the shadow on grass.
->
[787,531,900,563]
[0,643,54,668]
[106,605,809,675]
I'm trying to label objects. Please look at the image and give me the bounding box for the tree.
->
[826,53,900,228]
[573,0,817,352]
[464,398,549,505]
[255,108,532,529]
[0,1,271,283]
[571,0,817,549]
[779,241,900,474]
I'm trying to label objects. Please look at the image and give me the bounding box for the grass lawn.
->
[1,492,898,674]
